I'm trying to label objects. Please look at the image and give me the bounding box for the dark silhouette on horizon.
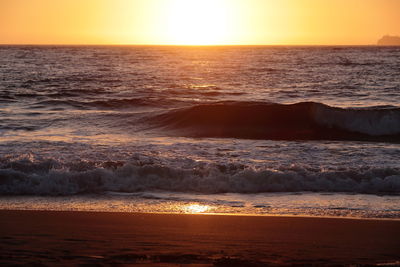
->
[377,35,400,46]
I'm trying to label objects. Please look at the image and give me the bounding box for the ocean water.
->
[0,45,399,219]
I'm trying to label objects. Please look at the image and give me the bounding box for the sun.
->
[164,0,232,45]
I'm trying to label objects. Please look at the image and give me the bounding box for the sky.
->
[0,0,399,45]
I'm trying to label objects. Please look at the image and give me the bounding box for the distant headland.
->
[377,35,400,46]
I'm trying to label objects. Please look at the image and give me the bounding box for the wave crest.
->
[0,159,399,195]
[151,102,400,142]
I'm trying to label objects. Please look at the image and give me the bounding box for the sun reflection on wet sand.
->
[184,204,210,214]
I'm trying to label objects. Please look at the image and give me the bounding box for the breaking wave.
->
[0,158,399,195]
[151,101,400,142]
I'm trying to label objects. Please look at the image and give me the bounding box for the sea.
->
[0,45,399,219]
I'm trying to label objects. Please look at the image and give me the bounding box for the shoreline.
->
[1,208,400,222]
[1,210,399,266]
[1,192,399,221]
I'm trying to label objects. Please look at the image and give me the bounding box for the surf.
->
[150,101,400,142]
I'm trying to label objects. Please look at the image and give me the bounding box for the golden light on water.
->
[184,204,210,214]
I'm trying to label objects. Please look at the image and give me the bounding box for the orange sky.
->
[0,0,399,45]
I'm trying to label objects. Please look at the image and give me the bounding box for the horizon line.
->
[0,43,384,47]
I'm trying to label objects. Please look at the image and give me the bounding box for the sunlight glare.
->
[165,0,232,45]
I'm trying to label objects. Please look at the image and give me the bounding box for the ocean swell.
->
[151,102,400,142]
[33,97,178,110]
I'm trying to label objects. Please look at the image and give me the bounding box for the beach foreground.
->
[0,211,399,266]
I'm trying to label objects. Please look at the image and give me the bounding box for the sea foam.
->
[0,158,399,195]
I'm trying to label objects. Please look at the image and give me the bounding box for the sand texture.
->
[0,210,399,266]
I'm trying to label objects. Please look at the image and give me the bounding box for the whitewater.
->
[0,45,399,218]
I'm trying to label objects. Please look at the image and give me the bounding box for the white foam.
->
[314,104,400,136]
[0,161,399,195]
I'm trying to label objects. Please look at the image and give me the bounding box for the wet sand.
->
[0,210,399,266]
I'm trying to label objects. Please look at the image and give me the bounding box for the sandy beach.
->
[0,210,399,266]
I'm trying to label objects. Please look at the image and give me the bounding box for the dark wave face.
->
[152,102,400,142]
